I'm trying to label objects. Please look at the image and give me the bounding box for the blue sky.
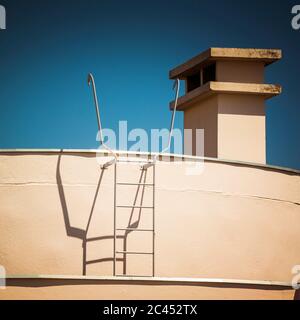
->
[0,0,299,169]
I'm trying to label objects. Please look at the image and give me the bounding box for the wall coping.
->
[0,149,299,175]
[5,274,295,289]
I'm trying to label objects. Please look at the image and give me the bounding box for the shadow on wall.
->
[56,152,149,276]
[6,278,294,292]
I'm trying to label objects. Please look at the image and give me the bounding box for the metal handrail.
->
[87,74,180,167]
[154,78,180,162]
[87,73,117,166]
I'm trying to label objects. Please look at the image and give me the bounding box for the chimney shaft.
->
[169,48,282,164]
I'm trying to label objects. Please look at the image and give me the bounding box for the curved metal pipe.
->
[87,73,103,143]
[164,78,180,153]
[87,73,117,161]
[87,74,180,164]
[154,79,180,162]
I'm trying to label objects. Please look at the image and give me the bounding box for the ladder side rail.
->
[113,163,117,276]
[152,164,155,277]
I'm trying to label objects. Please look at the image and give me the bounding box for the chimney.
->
[169,48,282,164]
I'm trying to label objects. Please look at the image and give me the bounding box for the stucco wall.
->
[0,151,299,299]
[183,93,266,164]
[218,94,266,163]
[184,96,218,158]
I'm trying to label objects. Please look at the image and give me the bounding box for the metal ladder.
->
[113,159,155,277]
[87,73,180,278]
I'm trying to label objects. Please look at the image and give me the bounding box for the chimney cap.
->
[169,47,282,79]
[170,81,282,111]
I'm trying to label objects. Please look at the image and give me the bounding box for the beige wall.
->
[216,61,265,83]
[183,94,266,163]
[218,94,266,163]
[184,96,218,158]
[0,151,299,299]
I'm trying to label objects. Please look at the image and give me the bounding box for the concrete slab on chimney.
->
[169,47,282,79]
[170,81,282,111]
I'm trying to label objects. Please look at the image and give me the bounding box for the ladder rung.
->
[117,182,154,186]
[116,205,154,209]
[116,228,154,232]
[117,159,153,164]
[115,274,153,278]
[116,251,153,255]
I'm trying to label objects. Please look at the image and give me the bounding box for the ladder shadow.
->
[57,152,123,275]
[56,152,86,241]
[83,236,124,275]
[56,152,151,276]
